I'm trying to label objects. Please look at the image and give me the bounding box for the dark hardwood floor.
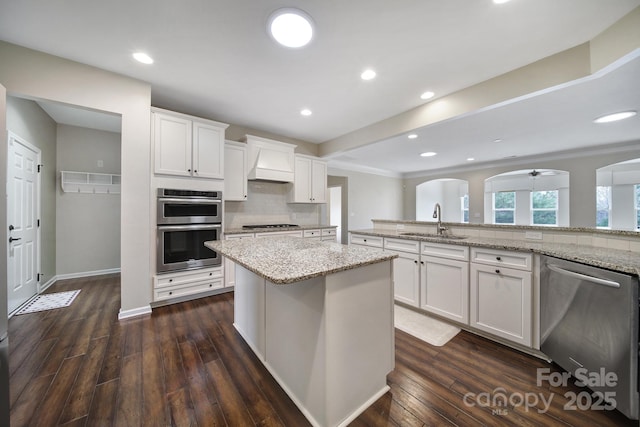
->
[8,275,636,426]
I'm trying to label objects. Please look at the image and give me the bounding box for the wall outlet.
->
[525,231,543,240]
[396,224,405,230]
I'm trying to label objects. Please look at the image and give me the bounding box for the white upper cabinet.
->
[224,141,248,201]
[289,154,327,203]
[153,108,228,179]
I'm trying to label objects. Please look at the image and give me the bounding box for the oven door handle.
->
[158,198,221,205]
[158,224,222,231]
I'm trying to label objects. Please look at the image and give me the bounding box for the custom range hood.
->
[245,135,297,183]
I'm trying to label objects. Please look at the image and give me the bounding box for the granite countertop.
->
[206,236,396,284]
[351,229,640,276]
[225,224,337,235]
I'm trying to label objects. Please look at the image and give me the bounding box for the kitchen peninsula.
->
[205,236,397,427]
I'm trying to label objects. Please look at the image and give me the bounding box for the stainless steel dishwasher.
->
[540,255,639,420]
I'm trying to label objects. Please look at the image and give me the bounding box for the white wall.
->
[56,124,121,275]
[0,41,152,314]
[416,179,468,222]
[6,96,57,283]
[328,168,403,230]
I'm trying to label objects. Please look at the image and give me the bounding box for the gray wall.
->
[328,168,404,230]
[6,96,57,284]
[403,145,640,227]
[56,124,121,275]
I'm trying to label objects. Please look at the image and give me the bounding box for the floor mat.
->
[15,290,81,315]
[394,304,460,346]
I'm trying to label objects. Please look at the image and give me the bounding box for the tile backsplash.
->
[224,181,322,228]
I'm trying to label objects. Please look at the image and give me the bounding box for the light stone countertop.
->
[224,224,337,235]
[206,236,396,284]
[351,229,640,276]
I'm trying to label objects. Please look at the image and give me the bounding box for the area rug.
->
[394,304,460,346]
[15,290,81,315]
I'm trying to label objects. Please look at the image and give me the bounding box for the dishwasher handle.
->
[547,264,620,288]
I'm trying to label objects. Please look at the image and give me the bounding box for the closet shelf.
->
[61,171,121,194]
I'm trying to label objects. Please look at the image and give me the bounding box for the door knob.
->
[9,237,21,243]
[9,225,14,231]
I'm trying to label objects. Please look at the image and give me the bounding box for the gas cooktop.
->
[242,224,300,229]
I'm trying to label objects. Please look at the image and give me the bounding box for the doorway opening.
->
[327,176,348,244]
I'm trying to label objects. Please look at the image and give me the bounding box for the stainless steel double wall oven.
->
[156,188,222,273]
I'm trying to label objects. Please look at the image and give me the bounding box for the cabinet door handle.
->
[496,256,502,261]
[495,269,501,274]
[187,169,191,173]
[414,260,418,264]
[194,169,198,173]
[420,261,424,265]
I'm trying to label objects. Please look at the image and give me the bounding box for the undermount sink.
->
[400,232,467,240]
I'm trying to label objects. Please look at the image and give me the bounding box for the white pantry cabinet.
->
[420,243,469,324]
[153,108,228,179]
[289,155,327,203]
[470,248,532,347]
[224,141,248,201]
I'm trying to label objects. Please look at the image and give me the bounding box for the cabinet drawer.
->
[384,238,420,253]
[154,278,224,301]
[321,236,336,242]
[421,242,469,261]
[255,230,303,238]
[321,228,336,237]
[350,234,383,248]
[225,233,254,240]
[304,229,321,238]
[471,248,532,271]
[155,267,223,288]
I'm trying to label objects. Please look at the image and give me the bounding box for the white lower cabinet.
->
[420,255,469,323]
[352,233,537,349]
[387,250,420,307]
[154,266,224,302]
[470,249,533,347]
[224,233,255,288]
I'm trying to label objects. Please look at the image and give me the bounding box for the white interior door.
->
[7,132,40,313]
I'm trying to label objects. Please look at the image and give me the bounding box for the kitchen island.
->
[205,236,397,427]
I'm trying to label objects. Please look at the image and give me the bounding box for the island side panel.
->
[325,260,394,426]
[233,265,266,360]
[264,276,328,427]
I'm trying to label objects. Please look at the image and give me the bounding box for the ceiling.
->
[1,0,639,176]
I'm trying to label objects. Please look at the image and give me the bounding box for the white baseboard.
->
[118,305,152,320]
[38,276,58,293]
[56,268,121,281]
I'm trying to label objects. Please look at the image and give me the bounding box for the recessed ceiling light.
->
[361,69,376,81]
[493,138,503,143]
[407,134,418,139]
[300,108,312,116]
[420,152,437,157]
[133,52,153,64]
[467,157,475,161]
[268,8,314,48]
[420,91,435,100]
[493,0,512,4]
[593,110,637,123]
